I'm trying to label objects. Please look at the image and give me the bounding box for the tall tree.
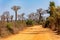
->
[49,1,56,16]
[28,13,35,20]
[18,13,25,23]
[10,15,13,22]
[50,1,55,7]
[3,11,10,22]
[18,14,21,21]
[11,6,20,21]
[34,13,39,21]
[21,13,25,22]
[45,1,57,31]
[37,8,42,23]
[1,14,5,22]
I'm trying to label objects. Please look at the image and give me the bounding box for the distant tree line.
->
[0,6,48,24]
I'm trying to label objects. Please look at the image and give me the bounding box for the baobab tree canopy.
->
[37,8,42,13]
[11,6,20,11]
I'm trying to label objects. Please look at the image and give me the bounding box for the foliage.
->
[6,22,13,33]
[26,19,34,26]
[44,16,56,27]
[47,16,56,23]
[44,20,50,28]
[43,1,60,33]
[1,1,60,37]
[50,1,55,7]
[49,1,56,16]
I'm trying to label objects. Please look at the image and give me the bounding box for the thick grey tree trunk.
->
[15,11,17,21]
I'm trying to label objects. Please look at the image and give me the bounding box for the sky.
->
[0,0,60,19]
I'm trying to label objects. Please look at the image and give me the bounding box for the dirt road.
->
[0,25,60,40]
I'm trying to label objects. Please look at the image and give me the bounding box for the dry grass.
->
[0,21,27,37]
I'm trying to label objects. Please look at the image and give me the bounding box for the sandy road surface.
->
[0,25,60,40]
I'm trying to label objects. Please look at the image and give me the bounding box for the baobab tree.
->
[3,11,10,22]
[10,15,13,22]
[37,8,42,23]
[21,13,25,22]
[18,13,25,22]
[18,14,21,21]
[28,13,35,20]
[11,6,20,21]
[1,14,5,22]
[34,13,39,22]
[41,10,49,20]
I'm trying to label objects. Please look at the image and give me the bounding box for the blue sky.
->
[0,0,60,17]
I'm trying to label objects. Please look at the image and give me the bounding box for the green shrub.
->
[43,16,56,28]
[26,20,34,25]
[38,21,43,25]
[6,23,13,33]
[47,17,56,23]
[44,20,50,28]
[7,23,13,29]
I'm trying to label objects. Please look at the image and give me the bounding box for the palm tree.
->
[11,6,20,21]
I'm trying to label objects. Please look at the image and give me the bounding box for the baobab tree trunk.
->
[39,13,41,23]
[15,11,17,21]
[39,13,41,21]
[22,18,23,23]
[11,18,12,22]
[7,18,9,22]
